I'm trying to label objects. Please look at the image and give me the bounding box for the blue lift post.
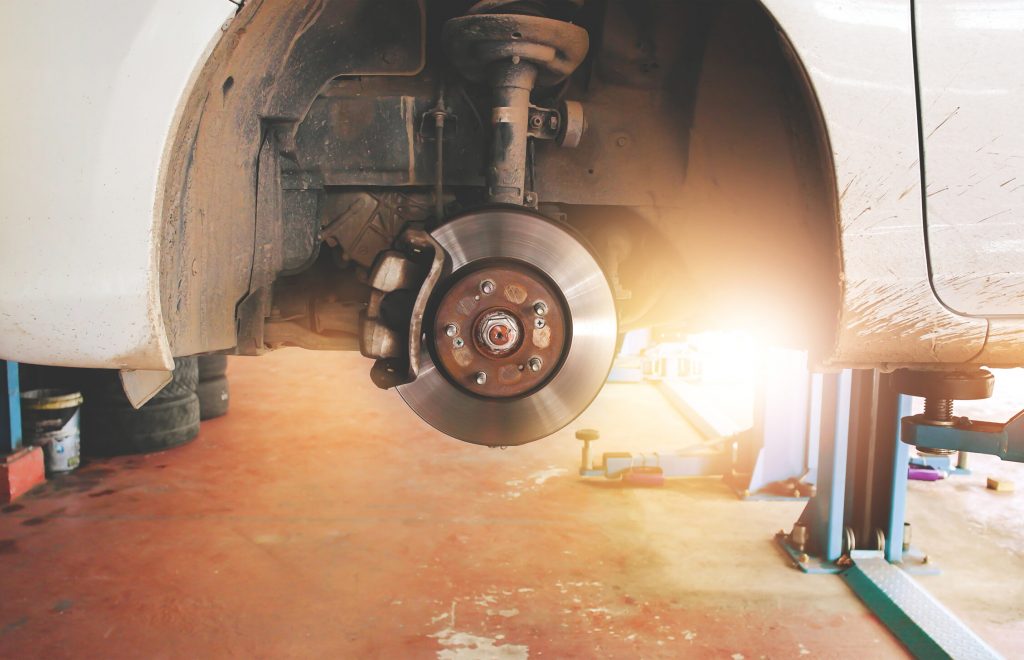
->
[2,360,21,453]
[782,370,851,567]
[779,369,1002,659]
[844,370,913,565]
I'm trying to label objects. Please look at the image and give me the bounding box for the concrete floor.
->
[0,350,1021,658]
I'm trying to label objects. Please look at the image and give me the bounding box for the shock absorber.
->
[443,1,590,205]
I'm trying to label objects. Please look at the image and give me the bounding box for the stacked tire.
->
[196,355,230,420]
[81,357,201,456]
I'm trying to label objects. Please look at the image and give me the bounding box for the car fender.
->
[761,0,989,366]
[0,1,233,369]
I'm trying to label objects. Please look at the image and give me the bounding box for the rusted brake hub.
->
[432,263,567,398]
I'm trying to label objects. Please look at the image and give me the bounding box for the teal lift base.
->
[842,552,1002,659]
[775,534,938,576]
[774,371,1003,657]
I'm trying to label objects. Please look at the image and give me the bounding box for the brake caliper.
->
[359,226,450,389]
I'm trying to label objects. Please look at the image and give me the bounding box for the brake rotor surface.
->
[397,209,617,446]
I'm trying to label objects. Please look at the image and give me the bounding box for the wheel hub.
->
[432,263,567,398]
[397,208,617,446]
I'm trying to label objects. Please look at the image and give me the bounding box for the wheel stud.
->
[480,280,496,295]
[528,357,543,372]
[475,372,487,385]
[445,323,458,337]
[534,301,547,316]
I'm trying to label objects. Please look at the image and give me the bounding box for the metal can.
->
[21,389,84,473]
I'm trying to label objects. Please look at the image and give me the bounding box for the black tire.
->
[83,394,201,456]
[157,357,199,400]
[197,354,228,381]
[81,357,200,456]
[197,376,229,420]
[197,355,230,420]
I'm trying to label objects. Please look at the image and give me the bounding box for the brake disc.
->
[397,208,617,446]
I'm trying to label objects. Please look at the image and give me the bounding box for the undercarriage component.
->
[321,191,436,268]
[444,11,589,204]
[397,208,616,446]
[402,228,449,379]
[361,251,417,360]
[261,249,367,353]
[263,317,359,352]
[360,228,451,389]
[554,100,585,147]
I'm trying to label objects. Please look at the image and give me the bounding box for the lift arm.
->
[902,413,1024,463]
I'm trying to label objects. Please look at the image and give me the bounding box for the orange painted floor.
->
[0,350,1018,658]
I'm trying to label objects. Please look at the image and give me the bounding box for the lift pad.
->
[842,552,1002,660]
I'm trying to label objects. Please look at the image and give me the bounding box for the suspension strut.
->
[444,1,590,205]
[362,2,592,391]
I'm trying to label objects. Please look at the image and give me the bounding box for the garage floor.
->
[0,350,1021,658]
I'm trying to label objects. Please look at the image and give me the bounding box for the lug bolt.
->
[534,301,548,316]
[528,357,543,372]
[480,280,496,295]
[453,337,465,348]
[475,372,487,385]
[534,317,546,329]
[445,323,458,337]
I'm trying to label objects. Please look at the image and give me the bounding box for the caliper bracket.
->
[361,225,451,389]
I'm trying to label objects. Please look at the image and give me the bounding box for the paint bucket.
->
[21,389,84,473]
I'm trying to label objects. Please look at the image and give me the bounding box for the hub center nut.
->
[477,310,522,356]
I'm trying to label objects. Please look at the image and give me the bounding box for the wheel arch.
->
[640,0,843,361]
[158,0,427,357]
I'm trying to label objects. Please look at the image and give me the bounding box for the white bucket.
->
[21,389,84,473]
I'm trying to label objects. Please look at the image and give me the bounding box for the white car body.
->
[0,0,1022,370]
[0,0,231,370]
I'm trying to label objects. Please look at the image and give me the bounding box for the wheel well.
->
[159,0,839,360]
[642,0,841,358]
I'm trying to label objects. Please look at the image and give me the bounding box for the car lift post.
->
[1,360,46,504]
[784,370,852,564]
[779,369,1002,659]
[2,360,21,452]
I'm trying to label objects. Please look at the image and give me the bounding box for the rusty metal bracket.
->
[399,227,451,380]
[526,101,585,147]
[363,226,451,389]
